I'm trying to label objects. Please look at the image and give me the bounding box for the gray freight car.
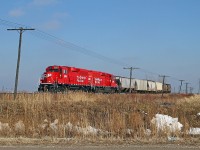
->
[115,76,148,93]
[115,76,137,92]
[115,76,171,93]
[147,80,157,92]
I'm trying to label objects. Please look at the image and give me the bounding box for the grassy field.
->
[0,92,199,144]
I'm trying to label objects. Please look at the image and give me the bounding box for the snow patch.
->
[145,129,151,136]
[188,128,200,135]
[74,125,101,135]
[151,114,183,132]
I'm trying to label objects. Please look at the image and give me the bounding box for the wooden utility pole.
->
[7,27,35,99]
[123,67,139,93]
[179,80,184,93]
[185,82,190,94]
[159,75,170,97]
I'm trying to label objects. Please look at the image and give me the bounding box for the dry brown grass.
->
[0,92,199,144]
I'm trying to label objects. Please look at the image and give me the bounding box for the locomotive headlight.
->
[47,74,52,77]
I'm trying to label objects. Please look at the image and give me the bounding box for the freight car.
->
[38,65,118,93]
[115,76,171,93]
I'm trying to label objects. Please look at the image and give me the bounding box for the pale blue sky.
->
[0,0,199,92]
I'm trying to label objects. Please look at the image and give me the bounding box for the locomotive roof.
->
[47,65,113,76]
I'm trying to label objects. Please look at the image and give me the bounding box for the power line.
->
[0,18,194,90]
[0,18,128,67]
[0,18,178,77]
[34,30,129,67]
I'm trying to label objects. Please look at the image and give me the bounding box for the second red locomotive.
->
[38,65,118,93]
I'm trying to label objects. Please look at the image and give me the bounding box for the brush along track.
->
[0,92,199,144]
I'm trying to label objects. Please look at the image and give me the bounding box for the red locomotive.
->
[38,65,118,93]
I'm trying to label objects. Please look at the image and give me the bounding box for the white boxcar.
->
[136,79,147,91]
[131,78,137,89]
[155,82,163,92]
[115,76,135,89]
[116,76,164,93]
[147,80,156,92]
[120,77,130,88]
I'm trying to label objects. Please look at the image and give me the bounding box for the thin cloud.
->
[9,8,24,17]
[40,20,61,30]
[38,12,70,30]
[31,0,58,6]
[53,12,69,19]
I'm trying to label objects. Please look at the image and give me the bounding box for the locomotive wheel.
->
[61,86,68,93]
[49,86,55,93]
[43,85,48,92]
[81,86,88,92]
[56,86,68,93]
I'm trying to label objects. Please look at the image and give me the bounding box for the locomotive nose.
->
[40,72,54,83]
[43,73,52,78]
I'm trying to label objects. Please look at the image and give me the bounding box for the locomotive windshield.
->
[47,66,61,73]
[48,68,60,72]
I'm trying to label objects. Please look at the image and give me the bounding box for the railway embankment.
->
[0,92,199,145]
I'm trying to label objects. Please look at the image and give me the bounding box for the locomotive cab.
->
[39,66,65,92]
[42,66,62,83]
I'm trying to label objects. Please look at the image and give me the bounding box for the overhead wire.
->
[0,18,128,67]
[32,29,129,67]
[0,18,192,87]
